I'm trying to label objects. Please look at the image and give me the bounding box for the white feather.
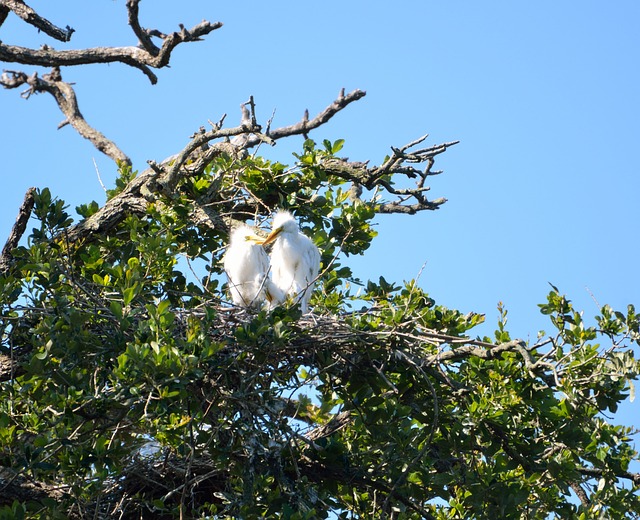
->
[265,211,321,314]
[223,224,270,308]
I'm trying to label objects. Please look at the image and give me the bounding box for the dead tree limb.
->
[0,0,75,42]
[0,4,221,84]
[0,2,222,166]
[126,0,159,55]
[0,68,131,165]
[243,88,367,148]
[317,136,458,213]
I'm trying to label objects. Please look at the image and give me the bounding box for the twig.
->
[93,158,108,194]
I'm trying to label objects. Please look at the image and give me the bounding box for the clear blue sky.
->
[1,2,638,430]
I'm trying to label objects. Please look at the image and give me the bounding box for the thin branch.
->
[0,0,75,41]
[578,465,640,486]
[126,0,158,54]
[243,88,367,147]
[310,137,457,214]
[0,68,131,165]
[570,481,590,507]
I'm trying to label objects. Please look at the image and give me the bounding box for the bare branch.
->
[0,21,222,84]
[376,198,447,214]
[63,191,148,245]
[0,68,131,165]
[0,0,75,41]
[0,5,10,28]
[126,0,158,54]
[0,42,154,83]
[570,481,590,507]
[243,88,367,147]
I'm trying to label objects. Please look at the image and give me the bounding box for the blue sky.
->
[1,2,638,431]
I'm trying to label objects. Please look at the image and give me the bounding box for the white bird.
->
[259,210,321,314]
[223,224,271,308]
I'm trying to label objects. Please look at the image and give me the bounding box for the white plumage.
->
[260,210,321,314]
[223,224,270,308]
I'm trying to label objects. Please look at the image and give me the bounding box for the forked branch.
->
[0,2,222,84]
[318,135,458,213]
[243,87,367,147]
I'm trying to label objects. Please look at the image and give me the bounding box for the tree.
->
[1,3,638,519]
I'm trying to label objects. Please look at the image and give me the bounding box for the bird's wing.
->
[296,238,320,286]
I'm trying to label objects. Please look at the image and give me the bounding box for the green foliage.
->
[0,141,638,519]
[107,163,138,200]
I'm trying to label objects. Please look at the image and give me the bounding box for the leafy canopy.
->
[0,139,638,519]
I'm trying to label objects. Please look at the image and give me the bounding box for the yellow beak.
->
[258,227,283,246]
[243,234,263,244]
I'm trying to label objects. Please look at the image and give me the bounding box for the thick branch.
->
[0,20,222,84]
[570,481,590,507]
[0,68,131,165]
[0,186,35,273]
[0,0,74,41]
[63,192,148,245]
[0,42,157,82]
[305,411,351,442]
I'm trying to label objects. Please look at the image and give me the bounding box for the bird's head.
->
[230,224,263,244]
[259,210,298,246]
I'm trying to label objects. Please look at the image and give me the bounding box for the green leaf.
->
[110,300,123,319]
[332,138,345,153]
[123,284,139,306]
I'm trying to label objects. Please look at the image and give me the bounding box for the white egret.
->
[223,224,271,308]
[260,210,321,314]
